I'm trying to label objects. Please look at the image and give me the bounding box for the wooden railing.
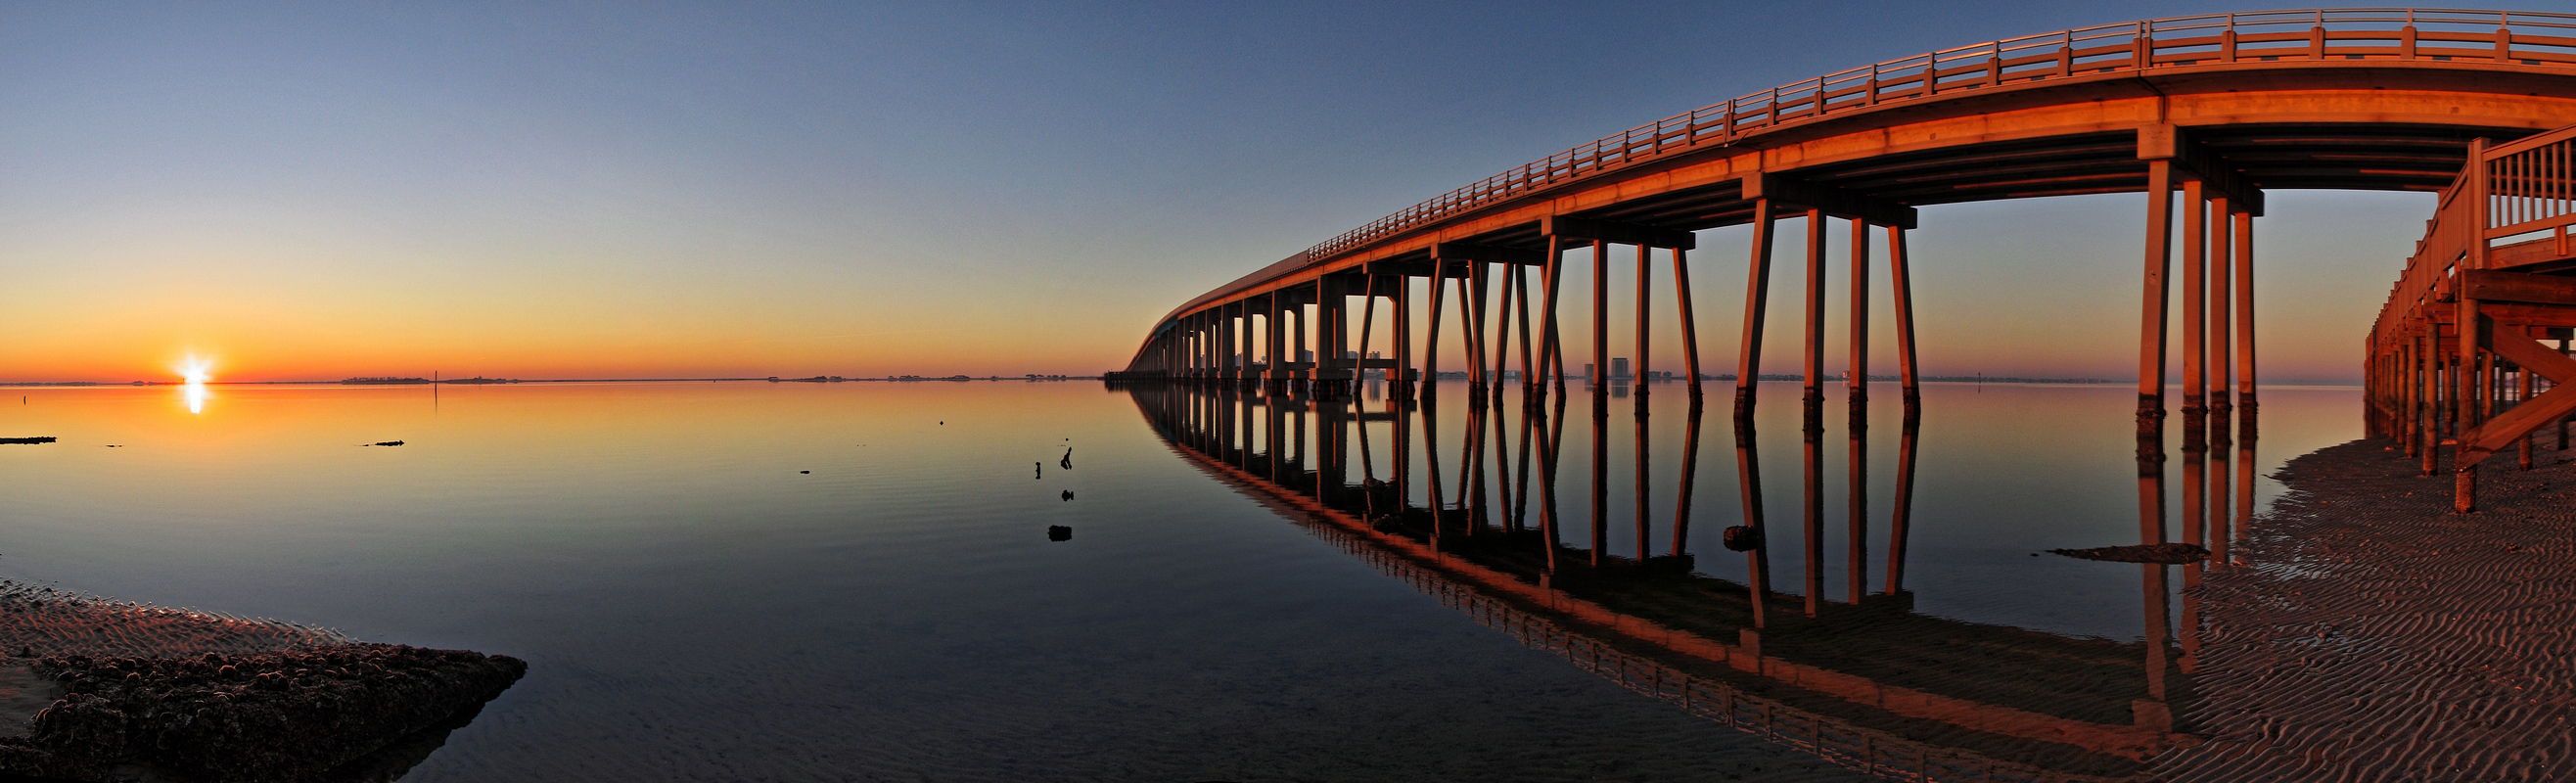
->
[1305,9,2576,264]
[2370,121,2576,350]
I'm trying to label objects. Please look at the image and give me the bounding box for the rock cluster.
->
[0,644,524,782]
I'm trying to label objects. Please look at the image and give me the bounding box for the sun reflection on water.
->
[177,356,212,414]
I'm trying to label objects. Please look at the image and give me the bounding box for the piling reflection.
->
[1125,381,2278,780]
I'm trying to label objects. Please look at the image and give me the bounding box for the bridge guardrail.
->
[2369,120,2576,354]
[1305,9,2576,266]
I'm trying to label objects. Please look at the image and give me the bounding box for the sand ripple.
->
[2153,435,2576,782]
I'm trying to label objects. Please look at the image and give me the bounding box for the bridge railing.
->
[2369,120,2576,351]
[1302,9,2576,265]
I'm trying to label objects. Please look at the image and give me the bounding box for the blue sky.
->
[0,1,2433,381]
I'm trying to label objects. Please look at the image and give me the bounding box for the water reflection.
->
[1125,381,2268,779]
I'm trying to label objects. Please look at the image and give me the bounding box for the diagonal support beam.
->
[2457,321,2576,465]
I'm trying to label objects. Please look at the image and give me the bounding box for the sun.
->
[178,355,214,385]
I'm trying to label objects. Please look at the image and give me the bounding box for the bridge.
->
[1113,9,2576,507]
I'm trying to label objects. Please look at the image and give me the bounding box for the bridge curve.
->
[1119,8,2576,403]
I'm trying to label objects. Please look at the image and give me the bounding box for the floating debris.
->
[363,440,405,447]
[1060,490,1074,501]
[0,438,57,445]
[1722,526,1762,552]
[1046,526,1071,541]
[2047,542,2209,564]
[799,471,810,475]
[1059,448,1073,471]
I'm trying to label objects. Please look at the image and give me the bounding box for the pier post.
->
[1849,218,1871,415]
[1637,243,1659,406]
[2211,195,2234,421]
[1504,262,1525,396]
[1737,198,1778,418]
[1469,262,1492,396]
[1593,239,1610,405]
[1425,268,1448,392]
[1890,225,1921,416]
[1636,241,1653,406]
[2139,160,2176,436]
[1885,415,1918,594]
[1802,208,1828,423]
[2183,178,2208,420]
[2234,207,2258,424]
[1674,246,1705,397]
[1494,260,1516,401]
[2455,139,2487,513]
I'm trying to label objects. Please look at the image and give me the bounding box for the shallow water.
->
[0,379,2358,780]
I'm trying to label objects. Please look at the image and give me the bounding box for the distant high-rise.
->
[1612,357,1631,381]
[1584,363,1596,383]
[1301,349,1314,363]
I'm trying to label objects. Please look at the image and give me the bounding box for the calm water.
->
[0,379,2359,780]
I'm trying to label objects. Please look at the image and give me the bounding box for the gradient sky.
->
[1,1,2441,383]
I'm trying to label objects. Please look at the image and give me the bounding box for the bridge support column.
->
[1394,273,1413,398]
[2138,160,2176,438]
[1674,246,1704,397]
[1635,239,1653,408]
[1736,197,1778,420]
[1537,236,1566,399]
[1592,238,1610,411]
[1849,217,1870,428]
[1504,261,1525,396]
[1425,265,1449,394]
[1890,225,1921,416]
[2182,179,2208,422]
[1802,208,1827,427]
[2211,195,2235,423]
[2234,207,2258,429]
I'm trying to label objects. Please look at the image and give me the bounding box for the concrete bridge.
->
[1114,7,2576,509]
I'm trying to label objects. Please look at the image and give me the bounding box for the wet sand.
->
[2155,432,2576,782]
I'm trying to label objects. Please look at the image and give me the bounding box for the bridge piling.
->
[1889,225,1920,417]
[2233,207,2256,426]
[2211,195,2235,423]
[1673,246,1704,398]
[2183,178,2208,421]
[1848,218,1869,421]
[1591,238,1610,408]
[2139,160,2177,438]
[1801,208,1827,427]
[1636,240,1653,408]
[1736,198,1777,420]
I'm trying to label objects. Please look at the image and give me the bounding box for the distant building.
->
[1612,358,1631,381]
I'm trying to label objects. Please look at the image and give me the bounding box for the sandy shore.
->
[2153,432,2576,782]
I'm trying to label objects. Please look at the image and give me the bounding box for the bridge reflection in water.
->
[1121,381,2261,782]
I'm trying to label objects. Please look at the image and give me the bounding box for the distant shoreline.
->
[0,376,1105,387]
